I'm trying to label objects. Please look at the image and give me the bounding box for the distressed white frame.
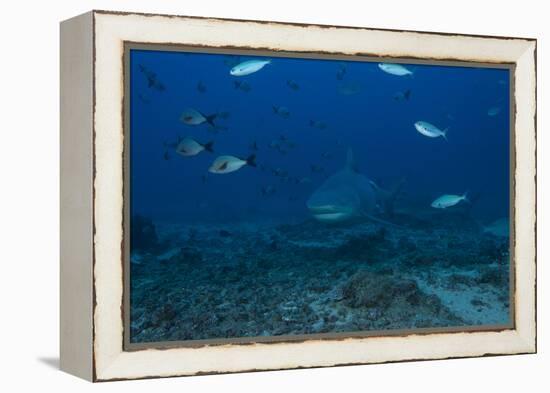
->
[61,10,536,381]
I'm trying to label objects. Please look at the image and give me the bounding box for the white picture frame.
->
[60,10,536,381]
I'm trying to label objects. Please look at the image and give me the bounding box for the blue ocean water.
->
[129,48,511,343]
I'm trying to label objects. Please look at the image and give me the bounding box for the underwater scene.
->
[128,47,512,344]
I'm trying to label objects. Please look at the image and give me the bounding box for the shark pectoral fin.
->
[360,210,404,229]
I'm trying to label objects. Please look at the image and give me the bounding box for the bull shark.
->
[306,149,401,226]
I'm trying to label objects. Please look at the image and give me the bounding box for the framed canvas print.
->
[60,10,537,381]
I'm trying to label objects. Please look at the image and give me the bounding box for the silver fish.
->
[176,138,214,157]
[230,59,271,76]
[414,121,448,140]
[272,105,290,118]
[431,193,469,209]
[208,155,256,174]
[378,63,413,76]
[180,108,217,127]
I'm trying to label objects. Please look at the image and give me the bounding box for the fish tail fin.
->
[309,120,314,127]
[442,127,450,141]
[272,105,278,114]
[404,89,411,100]
[246,154,257,167]
[463,191,470,203]
[233,81,240,88]
[203,141,214,153]
[205,114,217,127]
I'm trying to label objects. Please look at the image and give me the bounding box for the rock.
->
[447,274,477,289]
[166,247,203,265]
[342,271,419,308]
[340,270,463,328]
[336,228,391,261]
[470,298,486,307]
[397,236,417,252]
[131,215,161,252]
[478,268,508,288]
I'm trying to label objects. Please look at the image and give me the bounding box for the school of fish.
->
[141,57,506,225]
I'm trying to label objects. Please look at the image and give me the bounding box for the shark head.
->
[307,183,361,223]
[307,149,376,223]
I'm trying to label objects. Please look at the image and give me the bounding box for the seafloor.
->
[129,214,510,343]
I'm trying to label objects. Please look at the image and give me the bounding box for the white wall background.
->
[0,0,546,391]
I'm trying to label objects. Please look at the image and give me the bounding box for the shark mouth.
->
[308,205,354,222]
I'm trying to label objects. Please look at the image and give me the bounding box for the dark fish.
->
[233,80,252,92]
[272,105,290,118]
[310,164,325,173]
[285,141,296,149]
[309,120,327,130]
[139,64,166,92]
[261,185,276,197]
[269,141,288,155]
[250,141,259,151]
[393,89,411,101]
[272,168,288,177]
[336,64,347,80]
[197,81,207,93]
[138,64,155,80]
[286,79,300,91]
[163,150,170,161]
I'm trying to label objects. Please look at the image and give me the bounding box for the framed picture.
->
[60,10,537,381]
